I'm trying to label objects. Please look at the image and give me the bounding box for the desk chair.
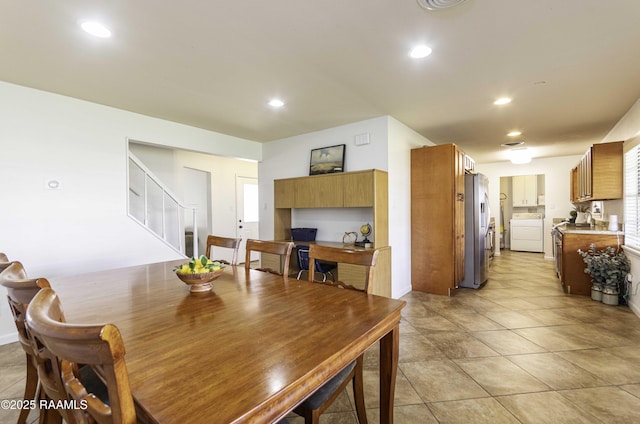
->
[26,288,143,424]
[0,262,54,424]
[205,235,242,265]
[244,239,294,276]
[295,247,335,282]
[293,244,380,424]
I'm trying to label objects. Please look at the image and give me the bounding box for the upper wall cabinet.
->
[571,141,623,202]
[274,169,384,209]
[512,175,538,207]
[273,169,389,246]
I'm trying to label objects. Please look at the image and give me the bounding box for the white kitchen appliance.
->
[510,213,544,253]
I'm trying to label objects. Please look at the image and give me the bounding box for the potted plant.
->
[578,244,630,305]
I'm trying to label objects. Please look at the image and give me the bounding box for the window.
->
[624,143,640,248]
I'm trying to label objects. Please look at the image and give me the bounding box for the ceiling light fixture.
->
[507,131,522,137]
[80,20,112,38]
[268,99,285,108]
[494,97,512,105]
[409,45,432,59]
[417,0,468,10]
[509,147,532,164]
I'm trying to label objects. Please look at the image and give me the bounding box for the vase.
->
[591,287,602,302]
[602,292,619,306]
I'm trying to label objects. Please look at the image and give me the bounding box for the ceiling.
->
[2,0,640,163]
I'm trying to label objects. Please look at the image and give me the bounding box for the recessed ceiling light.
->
[494,97,512,105]
[80,20,112,38]
[507,131,522,137]
[409,45,432,59]
[268,99,285,108]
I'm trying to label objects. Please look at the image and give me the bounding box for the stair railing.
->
[127,152,197,257]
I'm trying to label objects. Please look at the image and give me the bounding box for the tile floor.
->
[2,250,640,423]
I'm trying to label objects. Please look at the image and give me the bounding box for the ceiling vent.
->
[501,141,525,147]
[417,0,467,10]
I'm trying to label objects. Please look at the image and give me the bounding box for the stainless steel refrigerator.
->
[460,173,490,289]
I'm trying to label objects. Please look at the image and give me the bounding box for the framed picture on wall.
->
[309,144,346,175]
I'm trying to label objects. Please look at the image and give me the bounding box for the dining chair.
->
[244,239,294,276]
[26,287,142,424]
[295,247,336,282]
[308,244,379,294]
[0,252,10,272]
[0,261,56,424]
[205,235,242,265]
[293,244,380,424]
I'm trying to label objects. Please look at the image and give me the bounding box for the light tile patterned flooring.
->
[3,250,640,423]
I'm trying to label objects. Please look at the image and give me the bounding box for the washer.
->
[510,213,544,252]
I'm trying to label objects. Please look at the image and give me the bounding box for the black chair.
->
[295,247,335,282]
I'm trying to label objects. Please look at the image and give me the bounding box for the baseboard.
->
[629,299,640,319]
[0,331,18,346]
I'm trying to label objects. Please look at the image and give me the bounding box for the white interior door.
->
[236,176,260,264]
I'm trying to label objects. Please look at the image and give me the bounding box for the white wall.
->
[477,155,581,260]
[387,118,435,297]
[0,81,262,344]
[260,116,434,298]
[259,116,389,241]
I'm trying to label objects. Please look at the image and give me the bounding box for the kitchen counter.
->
[555,224,623,236]
[553,227,625,296]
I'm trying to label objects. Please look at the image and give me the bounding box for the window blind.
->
[624,144,640,248]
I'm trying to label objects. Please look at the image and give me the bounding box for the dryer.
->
[510,213,544,252]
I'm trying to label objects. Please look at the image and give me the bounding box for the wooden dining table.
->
[49,260,406,423]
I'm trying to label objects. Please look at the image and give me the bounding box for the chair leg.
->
[18,355,38,424]
[352,355,368,424]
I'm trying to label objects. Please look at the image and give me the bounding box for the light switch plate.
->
[354,133,370,146]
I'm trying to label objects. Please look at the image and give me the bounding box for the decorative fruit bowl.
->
[174,256,225,293]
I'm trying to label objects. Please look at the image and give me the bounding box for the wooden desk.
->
[50,261,405,423]
[263,241,392,297]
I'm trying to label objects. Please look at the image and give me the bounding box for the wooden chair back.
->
[244,239,294,276]
[205,235,241,265]
[0,258,26,279]
[0,262,51,349]
[26,288,137,424]
[308,245,379,294]
[0,252,10,272]
[0,262,53,424]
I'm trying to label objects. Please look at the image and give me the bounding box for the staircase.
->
[127,151,198,256]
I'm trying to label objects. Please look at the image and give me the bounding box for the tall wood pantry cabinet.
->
[411,144,466,296]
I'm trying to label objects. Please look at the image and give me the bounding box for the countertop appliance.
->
[461,173,490,289]
[510,213,544,252]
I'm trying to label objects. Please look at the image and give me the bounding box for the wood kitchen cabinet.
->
[558,230,624,296]
[512,175,538,207]
[295,174,343,208]
[272,169,390,297]
[571,141,623,202]
[411,144,466,296]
